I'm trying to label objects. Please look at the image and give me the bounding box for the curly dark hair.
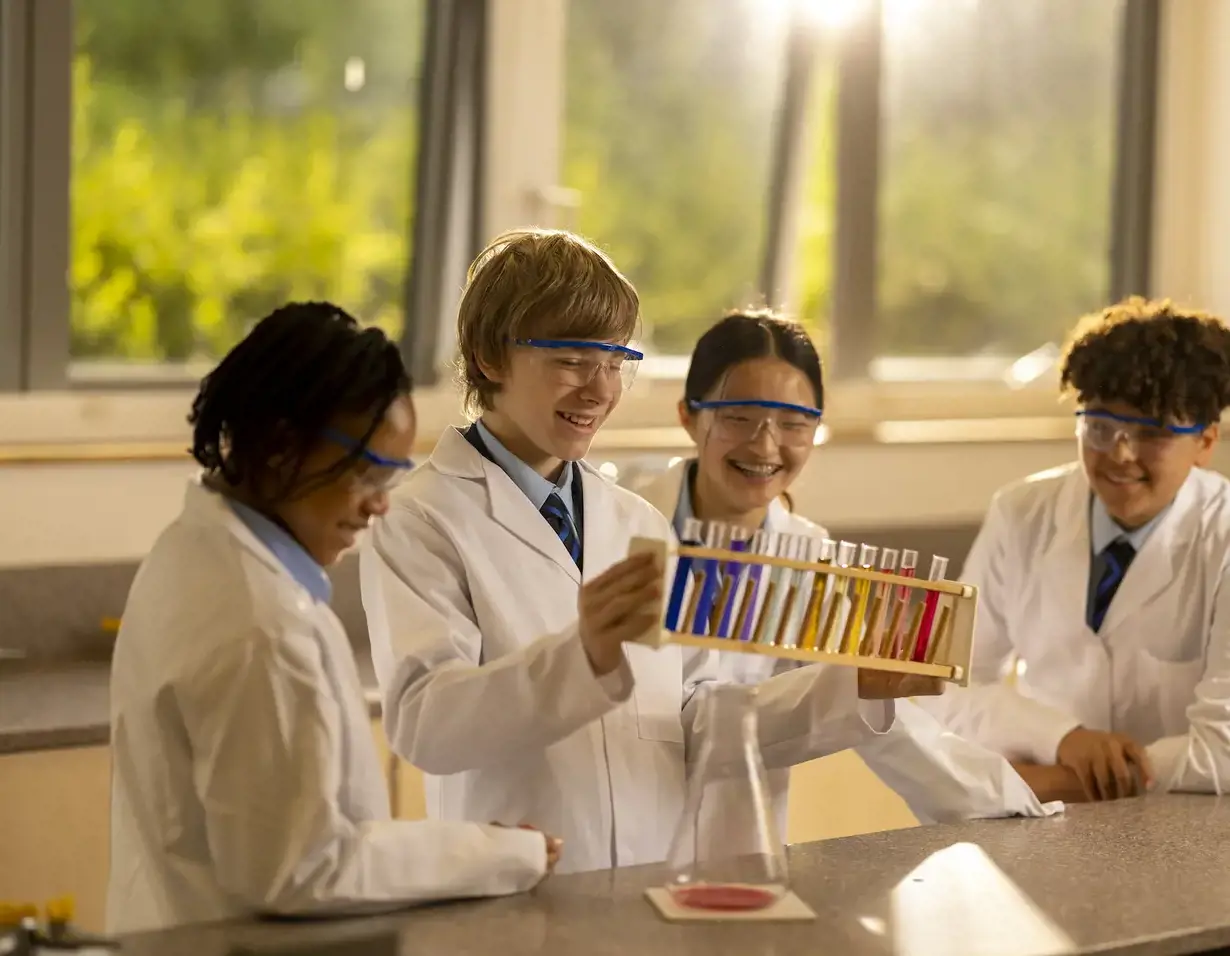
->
[1059,296,1230,426]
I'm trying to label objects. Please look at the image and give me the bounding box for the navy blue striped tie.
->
[1091,538,1135,632]
[542,492,582,570]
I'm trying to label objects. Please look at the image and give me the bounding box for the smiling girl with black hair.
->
[638,308,1058,836]
[107,302,556,935]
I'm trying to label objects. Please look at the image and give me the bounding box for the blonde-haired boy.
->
[360,228,924,873]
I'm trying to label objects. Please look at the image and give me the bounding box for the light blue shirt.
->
[1088,494,1168,556]
[1085,494,1169,627]
[227,498,332,605]
[475,420,579,526]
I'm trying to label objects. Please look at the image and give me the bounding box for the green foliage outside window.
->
[71,0,1123,367]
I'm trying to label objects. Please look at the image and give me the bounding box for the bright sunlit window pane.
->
[564,0,787,354]
[877,0,1122,359]
[71,0,425,363]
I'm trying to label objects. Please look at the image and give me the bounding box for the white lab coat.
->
[638,460,1055,828]
[107,480,546,935]
[919,463,1230,794]
[360,427,897,875]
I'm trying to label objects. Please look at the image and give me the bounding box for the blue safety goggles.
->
[687,399,823,448]
[687,399,823,419]
[321,427,415,491]
[1075,409,1206,454]
[514,338,644,388]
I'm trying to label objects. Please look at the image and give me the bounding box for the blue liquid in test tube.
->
[664,517,704,631]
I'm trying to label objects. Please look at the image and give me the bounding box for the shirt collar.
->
[1088,493,1169,556]
[226,498,332,604]
[475,419,573,512]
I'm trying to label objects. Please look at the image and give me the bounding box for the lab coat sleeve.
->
[682,647,894,770]
[180,631,547,917]
[854,699,1061,821]
[1146,561,1230,794]
[916,496,1081,764]
[361,502,624,775]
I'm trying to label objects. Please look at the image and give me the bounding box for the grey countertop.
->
[112,795,1230,956]
[0,657,382,755]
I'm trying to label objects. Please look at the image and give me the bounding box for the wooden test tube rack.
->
[629,537,978,685]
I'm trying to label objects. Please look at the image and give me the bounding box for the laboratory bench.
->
[110,795,1230,956]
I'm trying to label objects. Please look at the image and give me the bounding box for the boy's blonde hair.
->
[454,228,640,416]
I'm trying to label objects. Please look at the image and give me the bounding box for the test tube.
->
[839,544,878,655]
[755,535,798,646]
[912,555,950,662]
[799,538,838,650]
[686,522,727,635]
[820,541,858,653]
[778,537,823,648]
[862,547,898,657]
[888,548,919,659]
[734,530,770,641]
[712,526,753,638]
[664,517,705,632]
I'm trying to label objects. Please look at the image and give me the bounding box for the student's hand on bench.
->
[1010,761,1093,803]
[857,670,945,699]
[578,552,663,676]
[1056,727,1153,801]
[496,823,564,882]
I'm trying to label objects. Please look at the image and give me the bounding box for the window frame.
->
[0,0,1161,443]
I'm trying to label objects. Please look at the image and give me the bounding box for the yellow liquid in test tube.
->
[820,540,857,652]
[799,539,837,650]
[839,544,878,655]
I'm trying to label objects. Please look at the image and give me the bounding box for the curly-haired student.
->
[920,296,1230,802]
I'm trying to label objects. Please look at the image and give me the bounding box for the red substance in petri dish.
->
[671,884,780,911]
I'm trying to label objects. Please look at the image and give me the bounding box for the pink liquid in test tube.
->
[888,549,917,658]
[912,555,950,662]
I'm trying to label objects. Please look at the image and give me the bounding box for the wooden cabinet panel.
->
[395,762,426,820]
[369,716,426,821]
[786,751,918,844]
[0,746,111,932]
[0,730,908,934]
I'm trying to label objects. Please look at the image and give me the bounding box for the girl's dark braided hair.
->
[189,301,411,502]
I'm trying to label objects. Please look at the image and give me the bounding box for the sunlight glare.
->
[798,0,868,31]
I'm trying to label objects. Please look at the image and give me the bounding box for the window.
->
[563,0,788,354]
[71,0,425,364]
[874,0,1123,363]
[0,0,1159,413]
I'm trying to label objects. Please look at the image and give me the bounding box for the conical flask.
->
[665,683,789,910]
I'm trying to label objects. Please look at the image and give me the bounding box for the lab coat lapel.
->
[764,497,796,534]
[580,464,623,580]
[181,479,288,582]
[1039,472,1095,635]
[638,459,689,519]
[429,428,582,584]
[1098,475,1191,635]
